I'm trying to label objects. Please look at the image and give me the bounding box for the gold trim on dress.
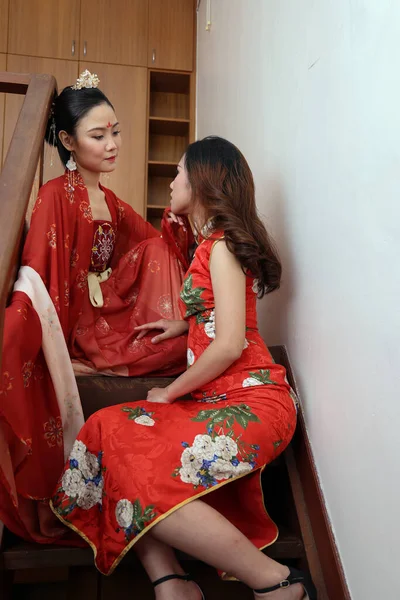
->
[50,463,278,577]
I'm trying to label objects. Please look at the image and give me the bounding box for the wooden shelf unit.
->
[146,69,195,228]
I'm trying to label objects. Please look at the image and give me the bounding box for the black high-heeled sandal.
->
[253,566,317,599]
[152,573,205,599]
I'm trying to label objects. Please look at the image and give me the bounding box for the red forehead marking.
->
[106,122,112,128]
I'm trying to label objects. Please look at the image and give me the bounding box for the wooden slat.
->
[0,72,56,373]
[2,530,303,571]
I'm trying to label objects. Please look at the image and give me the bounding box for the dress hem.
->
[49,463,278,576]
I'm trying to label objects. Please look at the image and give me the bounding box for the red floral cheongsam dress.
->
[51,231,297,575]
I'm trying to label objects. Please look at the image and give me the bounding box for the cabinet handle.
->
[152,49,156,63]
[84,41,87,57]
[72,40,75,56]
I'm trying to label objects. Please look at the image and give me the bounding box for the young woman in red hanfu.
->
[0,71,192,545]
[51,137,317,600]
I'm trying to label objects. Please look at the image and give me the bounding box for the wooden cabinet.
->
[80,0,148,67]
[0,54,6,165]
[148,0,194,71]
[7,0,195,72]
[8,0,80,60]
[4,55,78,184]
[81,62,147,214]
[0,0,8,54]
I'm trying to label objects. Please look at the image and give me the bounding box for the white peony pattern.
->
[115,499,134,528]
[54,440,104,517]
[175,434,256,489]
[204,309,215,339]
[242,376,263,387]
[114,498,157,541]
[134,415,155,427]
[187,348,195,366]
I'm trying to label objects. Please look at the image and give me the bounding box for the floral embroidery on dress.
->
[76,326,89,336]
[32,197,42,214]
[127,337,147,353]
[127,249,140,267]
[64,234,70,249]
[117,203,126,221]
[172,405,261,489]
[80,201,93,223]
[53,440,104,517]
[148,260,161,274]
[157,294,173,319]
[17,307,28,320]
[64,393,84,419]
[0,371,14,395]
[187,348,195,367]
[43,416,63,448]
[70,248,79,268]
[125,290,139,306]
[46,224,57,249]
[115,499,157,542]
[22,361,34,388]
[121,406,155,426]
[173,433,257,489]
[63,170,85,205]
[43,306,61,332]
[242,369,277,387]
[91,223,115,271]
[204,309,215,339]
[76,269,88,291]
[95,317,111,334]
[64,281,70,306]
[180,273,206,318]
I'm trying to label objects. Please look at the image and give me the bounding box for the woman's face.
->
[170,157,192,215]
[61,103,121,173]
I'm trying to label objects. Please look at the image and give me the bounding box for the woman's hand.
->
[134,319,189,343]
[147,387,171,403]
[167,211,185,226]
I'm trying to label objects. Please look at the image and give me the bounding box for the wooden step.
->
[2,527,304,571]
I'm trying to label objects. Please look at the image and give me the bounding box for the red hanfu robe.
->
[0,170,193,542]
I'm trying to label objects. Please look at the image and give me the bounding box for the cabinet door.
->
[4,55,78,187]
[0,0,8,53]
[80,0,148,67]
[81,62,147,214]
[8,0,80,60]
[0,54,6,165]
[148,0,194,71]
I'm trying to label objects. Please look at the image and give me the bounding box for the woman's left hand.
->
[147,387,171,403]
[167,211,184,226]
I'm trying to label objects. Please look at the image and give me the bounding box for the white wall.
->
[196,2,400,598]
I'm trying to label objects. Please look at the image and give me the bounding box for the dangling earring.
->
[49,121,56,167]
[66,153,77,171]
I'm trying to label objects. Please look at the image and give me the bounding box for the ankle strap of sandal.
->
[153,573,191,588]
[254,567,306,594]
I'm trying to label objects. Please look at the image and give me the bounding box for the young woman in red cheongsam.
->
[51,136,317,600]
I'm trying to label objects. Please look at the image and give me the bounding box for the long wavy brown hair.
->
[184,136,282,297]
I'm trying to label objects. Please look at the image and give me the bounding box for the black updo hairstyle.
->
[45,86,114,166]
